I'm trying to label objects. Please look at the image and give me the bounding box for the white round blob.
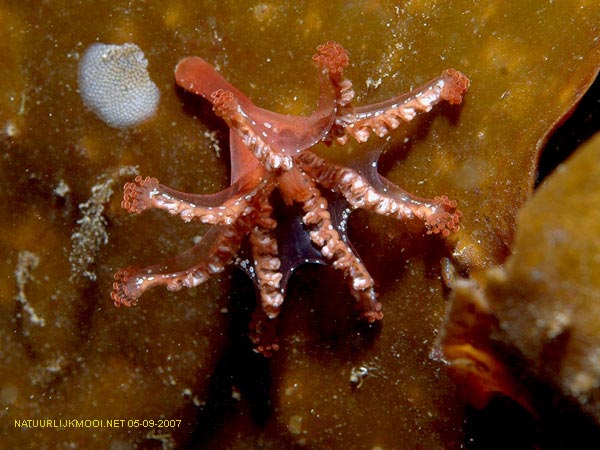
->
[78,43,160,128]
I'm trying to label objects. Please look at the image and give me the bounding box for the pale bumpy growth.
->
[78,43,160,128]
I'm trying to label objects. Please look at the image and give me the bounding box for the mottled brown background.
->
[1,1,598,449]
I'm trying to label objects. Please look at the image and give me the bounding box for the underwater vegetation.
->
[1,1,599,449]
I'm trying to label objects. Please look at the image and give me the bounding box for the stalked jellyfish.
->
[112,42,469,355]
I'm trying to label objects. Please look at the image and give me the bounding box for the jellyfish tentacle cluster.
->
[111,41,469,355]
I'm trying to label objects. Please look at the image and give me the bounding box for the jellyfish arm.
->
[111,225,244,307]
[298,151,462,237]
[121,175,262,226]
[300,177,383,322]
[332,69,470,144]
